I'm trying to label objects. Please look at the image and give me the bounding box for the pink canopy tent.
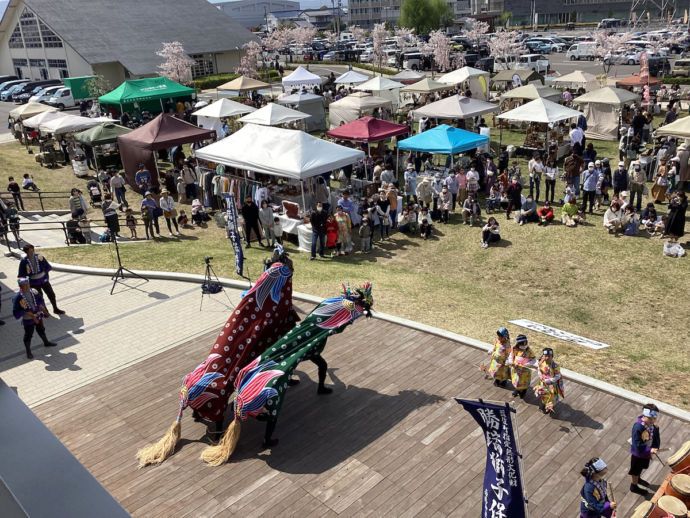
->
[325,116,409,143]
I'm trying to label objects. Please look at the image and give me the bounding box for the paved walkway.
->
[0,254,242,407]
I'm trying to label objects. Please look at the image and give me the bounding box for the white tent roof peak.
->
[500,84,561,101]
[277,92,324,104]
[238,103,309,126]
[194,124,364,180]
[282,66,323,88]
[438,66,489,85]
[400,78,452,93]
[354,76,405,92]
[497,98,583,124]
[334,70,369,84]
[551,70,598,88]
[572,86,640,106]
[411,94,499,120]
[192,98,256,118]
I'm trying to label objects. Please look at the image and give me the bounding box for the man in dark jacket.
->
[310,202,328,260]
[240,196,264,248]
[564,151,584,199]
[613,160,629,196]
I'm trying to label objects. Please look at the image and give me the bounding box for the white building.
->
[0,0,257,86]
[213,0,299,29]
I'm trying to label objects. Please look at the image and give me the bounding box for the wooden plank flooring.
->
[32,302,689,517]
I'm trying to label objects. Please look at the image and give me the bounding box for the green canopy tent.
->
[74,122,132,172]
[98,77,196,117]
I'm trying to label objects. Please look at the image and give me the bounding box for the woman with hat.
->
[650,156,669,204]
[140,191,161,237]
[533,348,564,414]
[159,188,181,236]
[487,328,511,387]
[580,458,616,518]
[506,334,536,399]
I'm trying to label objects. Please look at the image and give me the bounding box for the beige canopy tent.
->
[9,102,55,121]
[438,66,490,100]
[391,69,426,84]
[355,76,405,109]
[573,87,640,141]
[217,76,270,92]
[412,94,499,121]
[655,116,690,139]
[22,110,61,129]
[238,103,309,127]
[500,84,561,102]
[551,70,599,91]
[400,78,453,94]
[328,92,392,128]
[492,69,544,86]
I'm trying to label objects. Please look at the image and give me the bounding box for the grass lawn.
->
[2,125,689,410]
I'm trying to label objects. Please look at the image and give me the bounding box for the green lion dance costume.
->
[201,283,373,466]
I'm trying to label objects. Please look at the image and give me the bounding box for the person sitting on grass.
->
[99,228,113,243]
[177,209,190,228]
[420,207,434,228]
[518,195,538,226]
[622,205,640,236]
[65,214,86,244]
[481,216,501,249]
[22,173,40,192]
[420,218,432,240]
[561,196,582,227]
[461,193,481,226]
[537,200,554,226]
[603,201,623,235]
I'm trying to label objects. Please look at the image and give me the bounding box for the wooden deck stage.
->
[33,303,689,517]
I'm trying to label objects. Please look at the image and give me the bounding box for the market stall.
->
[326,116,409,168]
[400,78,453,94]
[74,122,132,172]
[328,92,392,128]
[615,74,663,89]
[238,103,309,127]
[572,87,640,141]
[438,66,490,100]
[195,124,364,244]
[491,69,544,89]
[551,70,599,92]
[216,76,270,99]
[355,76,405,110]
[282,66,323,91]
[191,98,256,137]
[397,124,489,171]
[277,92,327,132]
[497,98,583,159]
[334,70,369,84]
[655,115,690,138]
[99,77,196,117]
[411,94,499,121]
[117,114,216,191]
[390,69,426,85]
[499,84,562,103]
[9,102,58,149]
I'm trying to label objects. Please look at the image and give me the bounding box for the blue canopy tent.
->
[397,124,489,168]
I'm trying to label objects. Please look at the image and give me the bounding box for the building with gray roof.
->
[0,0,256,86]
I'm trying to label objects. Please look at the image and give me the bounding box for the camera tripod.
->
[110,236,148,295]
[200,257,232,310]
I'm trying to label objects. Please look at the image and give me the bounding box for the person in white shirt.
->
[418,116,429,134]
[528,154,544,202]
[159,189,181,236]
[603,201,623,234]
[544,158,558,204]
[431,173,444,212]
[109,171,129,209]
[569,123,584,150]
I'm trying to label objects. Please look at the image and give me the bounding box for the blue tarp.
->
[397,124,488,154]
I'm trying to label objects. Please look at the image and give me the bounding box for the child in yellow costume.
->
[533,348,564,414]
[507,334,536,398]
[487,327,510,387]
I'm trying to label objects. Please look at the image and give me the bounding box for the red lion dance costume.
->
[137,247,299,467]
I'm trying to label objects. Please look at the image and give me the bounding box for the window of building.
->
[190,53,215,78]
[48,59,68,68]
[9,25,23,49]
[39,22,63,48]
[12,58,28,67]
[30,59,46,68]
[20,9,42,48]
[9,8,64,49]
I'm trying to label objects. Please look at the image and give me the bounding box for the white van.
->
[516,54,550,74]
[566,42,598,61]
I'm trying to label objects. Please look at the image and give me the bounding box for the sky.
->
[0,1,8,20]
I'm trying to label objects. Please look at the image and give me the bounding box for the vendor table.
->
[277,214,304,235]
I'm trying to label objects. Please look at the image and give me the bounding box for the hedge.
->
[660,76,690,85]
[191,69,284,90]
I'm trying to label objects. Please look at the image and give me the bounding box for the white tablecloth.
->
[297,223,312,253]
[277,214,304,235]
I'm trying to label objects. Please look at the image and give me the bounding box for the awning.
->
[397,124,488,154]
[328,92,392,128]
[500,84,561,101]
[238,103,309,126]
[9,102,55,121]
[401,78,453,93]
[326,116,409,143]
[217,76,270,92]
[615,74,662,88]
[334,70,369,84]
[355,76,405,92]
[412,94,499,120]
[655,116,690,138]
[438,66,489,85]
[74,122,132,146]
[192,98,256,118]
[492,69,544,84]
[572,86,640,106]
[195,124,364,180]
[99,77,194,105]
[497,98,583,124]
[39,115,113,135]
[390,69,426,85]
[551,70,599,89]
[22,110,61,129]
[282,66,322,88]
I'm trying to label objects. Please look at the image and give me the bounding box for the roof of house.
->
[5,0,256,75]
[268,9,303,19]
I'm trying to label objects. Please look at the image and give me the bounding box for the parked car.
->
[0,75,18,85]
[323,51,337,61]
[648,56,671,76]
[604,51,640,65]
[516,54,550,74]
[403,52,425,70]
[11,79,62,102]
[29,85,62,104]
[0,79,26,99]
[1,82,27,101]
[566,42,598,61]
[525,40,553,54]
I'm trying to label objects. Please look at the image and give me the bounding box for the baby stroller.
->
[191,199,210,226]
[86,180,102,208]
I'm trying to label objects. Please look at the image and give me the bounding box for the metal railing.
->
[1,190,72,212]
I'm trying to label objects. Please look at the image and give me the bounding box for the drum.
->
[657,495,688,518]
[669,441,690,473]
[665,474,690,506]
[630,501,671,518]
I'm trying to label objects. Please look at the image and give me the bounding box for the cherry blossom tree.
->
[462,20,489,45]
[156,41,195,85]
[348,25,367,45]
[371,23,389,71]
[420,30,452,72]
[488,30,527,67]
[235,40,262,78]
[263,27,294,52]
[323,30,338,46]
[592,30,633,74]
[293,26,317,47]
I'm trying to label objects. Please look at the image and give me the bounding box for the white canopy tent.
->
[195,124,364,209]
[238,103,309,127]
[497,98,583,124]
[354,76,405,110]
[282,66,323,90]
[412,95,499,121]
[277,92,327,132]
[39,115,114,135]
[391,69,426,84]
[400,78,452,94]
[22,109,61,129]
[192,98,256,136]
[438,66,490,100]
[328,92,392,128]
[551,71,599,91]
[572,87,640,141]
[334,70,369,84]
[500,84,562,102]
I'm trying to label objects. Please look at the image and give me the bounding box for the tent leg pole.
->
[396,147,400,183]
[499,124,503,151]
[367,142,371,181]
[153,151,161,188]
[160,98,164,113]
[300,180,307,214]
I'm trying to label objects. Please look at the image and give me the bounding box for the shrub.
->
[661,76,690,85]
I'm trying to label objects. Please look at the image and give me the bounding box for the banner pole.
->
[508,402,530,518]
